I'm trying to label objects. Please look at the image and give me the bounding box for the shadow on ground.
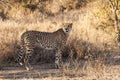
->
[0,63,86,79]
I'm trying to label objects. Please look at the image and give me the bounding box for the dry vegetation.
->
[0,0,120,80]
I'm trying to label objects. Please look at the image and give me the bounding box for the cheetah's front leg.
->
[55,49,63,69]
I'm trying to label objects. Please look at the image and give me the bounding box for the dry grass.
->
[0,0,120,79]
[0,0,118,67]
[0,0,92,21]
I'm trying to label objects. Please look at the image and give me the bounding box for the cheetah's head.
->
[62,23,72,35]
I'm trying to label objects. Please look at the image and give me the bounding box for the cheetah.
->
[16,23,73,71]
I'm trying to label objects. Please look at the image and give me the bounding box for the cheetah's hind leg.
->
[24,49,33,71]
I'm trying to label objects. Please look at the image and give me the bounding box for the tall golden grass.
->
[0,0,119,71]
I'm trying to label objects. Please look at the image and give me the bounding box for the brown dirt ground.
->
[0,59,120,80]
